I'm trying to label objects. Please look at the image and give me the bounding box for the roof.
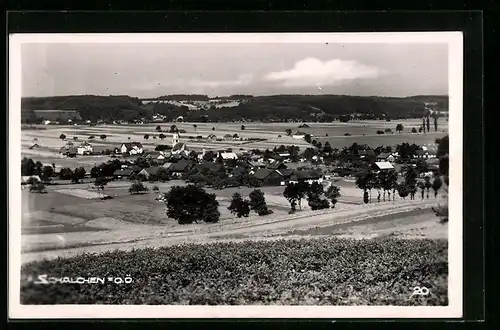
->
[168,160,193,172]
[129,165,143,173]
[122,142,143,149]
[253,168,277,180]
[113,169,133,176]
[162,162,173,169]
[278,153,291,157]
[278,169,294,178]
[290,170,322,181]
[143,166,162,176]
[172,143,186,152]
[267,162,287,170]
[249,161,266,167]
[377,152,390,159]
[374,162,395,170]
[219,152,238,160]
[195,163,224,172]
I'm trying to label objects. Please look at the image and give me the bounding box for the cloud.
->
[188,74,254,88]
[132,74,254,91]
[264,58,381,87]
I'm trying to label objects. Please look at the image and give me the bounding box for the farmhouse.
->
[267,161,288,171]
[287,170,323,185]
[113,169,133,180]
[376,153,395,162]
[60,142,77,157]
[144,151,166,161]
[167,160,194,177]
[138,166,163,180]
[21,175,41,185]
[77,141,93,155]
[121,142,143,155]
[252,169,284,186]
[219,152,238,160]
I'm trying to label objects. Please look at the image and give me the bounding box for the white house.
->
[374,161,394,171]
[219,152,238,160]
[77,141,93,155]
[292,134,305,139]
[120,142,144,155]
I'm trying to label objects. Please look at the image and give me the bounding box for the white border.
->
[8,32,463,319]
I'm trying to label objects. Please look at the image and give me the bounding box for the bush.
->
[129,182,149,194]
[376,130,385,135]
[19,237,449,305]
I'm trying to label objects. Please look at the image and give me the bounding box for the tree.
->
[164,185,220,224]
[29,182,47,194]
[396,124,404,134]
[228,193,250,218]
[152,185,159,193]
[169,125,178,133]
[283,183,299,213]
[72,167,86,183]
[100,134,107,140]
[40,166,54,183]
[424,176,432,198]
[304,134,312,143]
[384,128,393,134]
[325,185,341,208]
[249,189,273,216]
[397,183,409,200]
[436,135,449,157]
[422,118,427,133]
[241,125,245,130]
[90,166,101,178]
[418,181,426,200]
[432,177,442,198]
[129,182,149,194]
[285,128,292,136]
[73,136,78,141]
[193,124,197,131]
[411,127,417,133]
[323,141,333,153]
[89,135,95,140]
[376,130,385,135]
[94,177,108,199]
[144,134,150,140]
[59,134,66,140]
[59,167,74,180]
[21,157,36,176]
[212,127,215,131]
[363,191,369,204]
[426,116,430,132]
[378,169,398,201]
[159,133,166,140]
[434,116,438,132]
[156,125,162,132]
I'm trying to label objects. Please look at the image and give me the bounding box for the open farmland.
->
[22,119,448,165]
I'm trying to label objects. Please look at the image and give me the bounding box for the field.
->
[20,237,448,305]
[22,119,448,170]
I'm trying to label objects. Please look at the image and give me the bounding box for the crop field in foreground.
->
[21,237,447,305]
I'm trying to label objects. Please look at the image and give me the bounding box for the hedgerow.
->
[20,237,448,305]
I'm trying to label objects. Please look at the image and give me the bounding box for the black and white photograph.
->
[9,32,463,318]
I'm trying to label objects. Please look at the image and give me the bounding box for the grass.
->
[20,237,448,305]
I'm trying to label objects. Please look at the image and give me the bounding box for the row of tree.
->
[283,182,341,213]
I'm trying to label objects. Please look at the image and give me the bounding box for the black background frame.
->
[3,5,491,329]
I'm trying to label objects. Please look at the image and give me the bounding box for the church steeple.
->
[172,133,179,147]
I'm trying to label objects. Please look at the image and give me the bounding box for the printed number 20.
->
[411,286,430,297]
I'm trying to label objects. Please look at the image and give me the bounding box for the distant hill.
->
[21,94,448,123]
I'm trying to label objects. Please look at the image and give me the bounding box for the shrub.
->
[129,182,149,194]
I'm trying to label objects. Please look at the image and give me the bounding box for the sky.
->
[21,42,448,98]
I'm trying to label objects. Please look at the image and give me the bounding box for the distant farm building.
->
[33,110,82,121]
[77,141,93,155]
[120,142,143,155]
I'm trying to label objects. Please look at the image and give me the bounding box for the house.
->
[21,175,41,185]
[171,133,188,156]
[138,166,163,180]
[77,141,93,155]
[252,168,284,186]
[292,134,305,139]
[373,161,395,171]
[167,160,193,177]
[218,152,238,160]
[144,151,166,161]
[113,169,133,179]
[278,169,295,185]
[207,134,217,140]
[120,142,143,155]
[287,170,323,185]
[248,160,266,170]
[60,142,77,157]
[194,162,225,174]
[376,152,391,162]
